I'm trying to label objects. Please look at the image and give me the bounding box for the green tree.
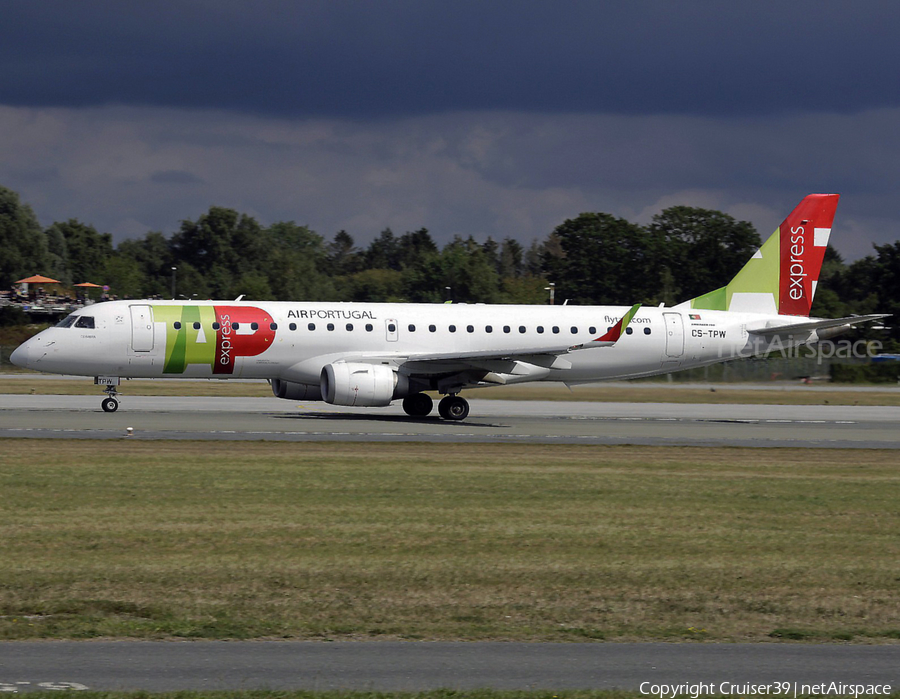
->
[397,228,438,268]
[265,221,335,301]
[0,186,49,287]
[326,230,362,276]
[499,237,525,278]
[102,253,146,298]
[546,213,657,305]
[365,229,400,271]
[116,231,173,297]
[170,208,266,296]
[46,219,114,285]
[344,268,405,302]
[439,236,501,303]
[650,206,761,303]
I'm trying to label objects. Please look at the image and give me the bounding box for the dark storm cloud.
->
[3,0,899,119]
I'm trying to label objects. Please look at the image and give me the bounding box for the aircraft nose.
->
[10,342,30,368]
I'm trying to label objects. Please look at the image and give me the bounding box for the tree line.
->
[1,185,898,341]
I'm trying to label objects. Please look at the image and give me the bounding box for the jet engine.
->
[320,362,407,406]
[271,378,322,401]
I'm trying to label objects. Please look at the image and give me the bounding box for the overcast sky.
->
[1,0,898,259]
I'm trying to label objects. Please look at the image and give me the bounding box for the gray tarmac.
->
[1,641,898,691]
[2,394,900,448]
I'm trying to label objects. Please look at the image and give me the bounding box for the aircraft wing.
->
[747,313,890,336]
[342,304,643,381]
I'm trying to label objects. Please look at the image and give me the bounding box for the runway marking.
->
[0,682,89,692]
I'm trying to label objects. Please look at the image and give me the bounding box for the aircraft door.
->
[385,318,399,342]
[663,312,684,358]
[130,304,154,352]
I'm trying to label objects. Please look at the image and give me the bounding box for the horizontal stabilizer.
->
[748,314,890,336]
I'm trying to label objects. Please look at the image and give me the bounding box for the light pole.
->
[171,267,177,299]
[544,282,555,305]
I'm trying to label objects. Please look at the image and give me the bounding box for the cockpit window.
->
[55,315,78,328]
[74,316,95,329]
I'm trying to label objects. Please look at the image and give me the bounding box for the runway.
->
[2,394,900,448]
[1,641,898,691]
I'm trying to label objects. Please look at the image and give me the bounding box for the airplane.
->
[10,194,887,420]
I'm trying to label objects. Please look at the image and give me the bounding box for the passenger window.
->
[308,323,316,331]
[174,321,182,330]
[327,323,335,331]
[503,326,511,333]
[366,324,373,332]
[552,326,559,334]
[644,327,652,335]
[408,324,416,332]
[193,322,201,330]
[232,322,239,330]
[467,325,474,333]
[270,323,278,331]
[626,327,633,335]
[589,326,596,334]
[251,322,259,331]
[75,316,95,329]
[289,322,297,331]
[212,322,220,330]
[346,323,353,331]
[570,327,578,334]
[449,325,457,333]
[537,326,544,334]
[519,326,526,333]
[485,325,493,333]
[388,323,396,332]
[429,325,436,332]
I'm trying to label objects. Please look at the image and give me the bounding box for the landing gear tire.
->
[101,397,119,413]
[402,393,434,417]
[438,395,469,421]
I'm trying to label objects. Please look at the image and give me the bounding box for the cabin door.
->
[130,304,154,352]
[663,312,684,358]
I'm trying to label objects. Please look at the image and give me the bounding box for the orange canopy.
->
[16,275,61,284]
[74,282,102,288]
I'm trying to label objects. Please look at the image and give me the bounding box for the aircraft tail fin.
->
[676,194,839,316]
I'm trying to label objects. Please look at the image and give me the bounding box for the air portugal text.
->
[288,309,377,320]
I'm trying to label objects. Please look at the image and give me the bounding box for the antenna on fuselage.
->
[234,295,245,301]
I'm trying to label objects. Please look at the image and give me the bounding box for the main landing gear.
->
[438,394,469,421]
[401,392,433,417]
[400,392,470,421]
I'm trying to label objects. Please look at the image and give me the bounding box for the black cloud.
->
[3,0,899,119]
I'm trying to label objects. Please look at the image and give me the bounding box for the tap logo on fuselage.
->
[153,305,275,375]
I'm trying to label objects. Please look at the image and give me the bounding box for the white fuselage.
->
[12,299,807,390]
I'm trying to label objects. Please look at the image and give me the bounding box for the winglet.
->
[571,304,641,350]
[597,303,641,343]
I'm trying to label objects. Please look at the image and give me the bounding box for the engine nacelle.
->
[271,378,322,401]
[320,362,406,406]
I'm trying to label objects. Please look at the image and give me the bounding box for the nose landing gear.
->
[101,386,119,412]
[95,377,121,412]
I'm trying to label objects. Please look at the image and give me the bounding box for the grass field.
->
[1,440,898,643]
[2,377,900,405]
